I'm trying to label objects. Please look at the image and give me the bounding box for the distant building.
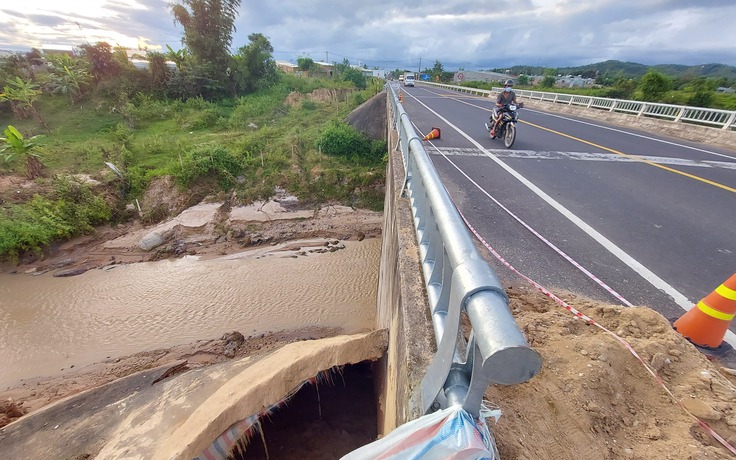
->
[275,60,386,79]
[556,75,595,88]
[355,66,385,79]
[313,61,335,76]
[276,60,298,73]
[716,86,735,93]
[41,44,75,57]
[453,70,510,83]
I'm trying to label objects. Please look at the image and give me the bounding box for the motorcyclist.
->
[490,79,521,138]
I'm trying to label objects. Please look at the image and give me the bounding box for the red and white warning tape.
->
[418,132,735,453]
[457,208,736,455]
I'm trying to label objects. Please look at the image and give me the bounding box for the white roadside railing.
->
[421,81,736,130]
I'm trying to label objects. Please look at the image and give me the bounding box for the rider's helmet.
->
[504,79,514,87]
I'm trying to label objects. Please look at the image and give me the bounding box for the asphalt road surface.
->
[396,82,736,345]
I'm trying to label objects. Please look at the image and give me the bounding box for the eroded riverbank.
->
[0,238,381,389]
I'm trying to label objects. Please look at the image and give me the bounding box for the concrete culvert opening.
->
[223,361,378,459]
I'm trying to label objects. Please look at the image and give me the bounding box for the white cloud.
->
[1,1,735,68]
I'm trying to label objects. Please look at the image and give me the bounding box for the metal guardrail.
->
[422,81,736,130]
[387,83,541,418]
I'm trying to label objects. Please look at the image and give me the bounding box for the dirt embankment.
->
[1,177,383,277]
[487,287,736,460]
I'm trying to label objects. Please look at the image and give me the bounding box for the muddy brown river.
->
[0,239,380,389]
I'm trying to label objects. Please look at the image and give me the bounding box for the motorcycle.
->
[486,102,523,148]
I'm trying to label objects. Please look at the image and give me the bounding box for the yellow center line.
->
[522,120,736,194]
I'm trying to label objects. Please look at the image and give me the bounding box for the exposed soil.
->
[0,176,383,276]
[2,175,736,459]
[487,286,736,459]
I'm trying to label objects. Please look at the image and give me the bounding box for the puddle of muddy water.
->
[0,239,380,389]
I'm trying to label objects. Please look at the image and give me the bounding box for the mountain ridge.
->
[495,60,736,80]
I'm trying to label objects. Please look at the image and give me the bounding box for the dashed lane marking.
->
[433,147,736,170]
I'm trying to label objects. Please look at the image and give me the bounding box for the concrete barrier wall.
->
[375,95,435,435]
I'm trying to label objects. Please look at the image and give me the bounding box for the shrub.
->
[0,177,111,259]
[178,107,222,130]
[301,100,317,111]
[590,87,630,99]
[637,70,672,102]
[0,197,67,258]
[124,164,151,198]
[687,90,714,108]
[353,93,366,106]
[130,93,176,122]
[317,122,386,165]
[184,96,213,111]
[52,176,112,232]
[713,93,736,110]
[108,122,133,144]
[230,94,282,126]
[175,147,242,189]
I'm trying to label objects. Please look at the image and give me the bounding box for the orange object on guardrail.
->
[674,273,736,348]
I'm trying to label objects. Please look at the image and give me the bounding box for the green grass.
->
[0,177,112,259]
[0,73,387,260]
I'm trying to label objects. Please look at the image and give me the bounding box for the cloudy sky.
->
[1,0,735,70]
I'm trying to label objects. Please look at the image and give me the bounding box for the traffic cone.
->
[399,91,403,103]
[673,273,736,348]
[422,127,441,141]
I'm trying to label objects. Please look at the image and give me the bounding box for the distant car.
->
[404,74,415,87]
[398,74,404,82]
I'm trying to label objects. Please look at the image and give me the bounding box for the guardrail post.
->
[637,103,648,117]
[724,112,736,130]
[674,107,686,122]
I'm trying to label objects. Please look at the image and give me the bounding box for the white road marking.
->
[423,86,736,161]
[435,147,736,169]
[524,108,736,161]
[405,90,736,347]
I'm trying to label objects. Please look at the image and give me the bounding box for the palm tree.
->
[1,125,45,179]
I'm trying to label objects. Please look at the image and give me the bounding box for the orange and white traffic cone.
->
[399,91,404,104]
[674,273,736,348]
[422,127,441,141]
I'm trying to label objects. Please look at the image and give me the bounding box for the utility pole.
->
[418,58,421,76]
[326,51,329,63]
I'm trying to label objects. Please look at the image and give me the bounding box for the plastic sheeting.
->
[341,405,499,460]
